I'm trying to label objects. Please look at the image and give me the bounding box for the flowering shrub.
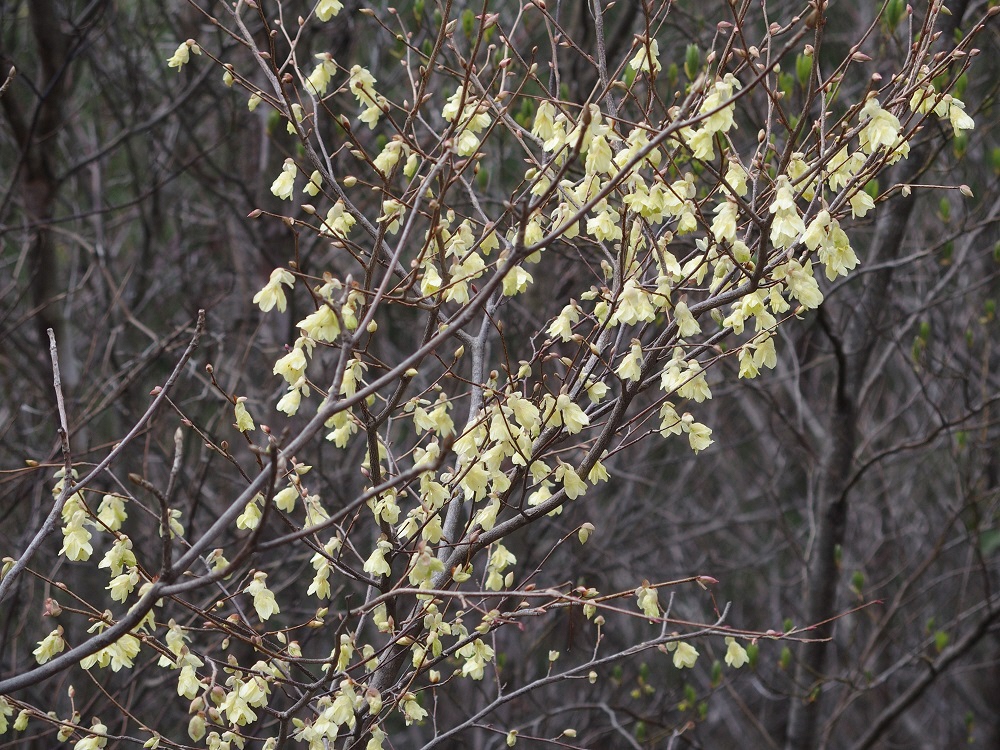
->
[0,0,987,747]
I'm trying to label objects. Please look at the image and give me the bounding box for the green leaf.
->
[634,721,647,742]
[685,44,701,81]
[461,9,475,38]
[779,646,792,670]
[953,133,968,158]
[980,529,1000,556]
[850,570,865,596]
[796,53,812,88]
[683,683,697,703]
[884,0,904,32]
[667,62,679,91]
[933,629,949,652]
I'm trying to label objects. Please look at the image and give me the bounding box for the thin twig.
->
[47,328,72,474]
[418,604,731,750]
[0,65,15,99]
[128,473,173,576]
[0,310,206,606]
[165,426,185,507]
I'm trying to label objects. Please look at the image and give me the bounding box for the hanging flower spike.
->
[166,40,200,70]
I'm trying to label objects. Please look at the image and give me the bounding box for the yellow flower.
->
[849,189,875,219]
[236,496,262,530]
[167,40,200,70]
[401,693,427,725]
[628,38,661,74]
[555,394,589,434]
[253,268,295,313]
[270,159,297,200]
[635,583,660,618]
[616,339,644,382]
[306,54,336,95]
[321,200,356,239]
[859,98,903,155]
[273,346,308,384]
[738,346,760,379]
[97,494,127,531]
[777,259,824,309]
[686,127,715,161]
[677,361,712,403]
[947,98,975,132]
[33,627,66,664]
[683,417,714,453]
[532,100,557,141]
[315,0,344,21]
[60,512,93,561]
[378,198,405,234]
[177,664,200,698]
[672,641,699,669]
[725,636,749,668]
[768,176,805,249]
[547,303,580,341]
[555,463,587,499]
[303,170,322,196]
[246,572,280,621]
[585,133,614,174]
[234,399,255,433]
[220,685,257,726]
[107,567,140,603]
[73,720,108,750]
[458,639,495,680]
[673,300,701,338]
[711,199,739,243]
[373,139,408,176]
[586,205,622,242]
[611,278,656,325]
[99,536,136,576]
[349,65,385,127]
[0,698,12,734]
[363,540,392,577]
